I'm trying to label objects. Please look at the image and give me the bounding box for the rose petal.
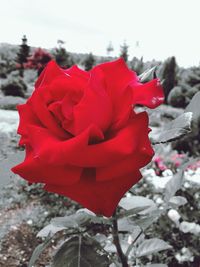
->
[96,125,154,181]
[34,60,87,110]
[65,65,89,81]
[64,68,112,135]
[131,79,164,108]
[28,89,69,139]
[24,112,150,168]
[12,145,82,186]
[48,75,86,102]
[96,58,139,128]
[48,101,65,123]
[35,60,64,89]
[17,103,44,145]
[44,169,142,217]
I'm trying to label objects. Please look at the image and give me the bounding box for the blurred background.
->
[0,0,200,266]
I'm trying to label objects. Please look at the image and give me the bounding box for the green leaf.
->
[89,215,112,225]
[164,170,184,202]
[144,264,168,267]
[118,217,141,232]
[52,236,110,267]
[151,112,192,144]
[136,238,172,258]
[109,263,121,267]
[169,196,187,208]
[37,224,66,238]
[139,66,157,83]
[131,210,162,231]
[51,210,111,231]
[117,205,153,218]
[93,234,107,244]
[51,211,91,229]
[185,91,200,122]
[28,236,52,267]
[119,196,155,211]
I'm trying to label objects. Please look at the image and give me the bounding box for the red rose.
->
[12,59,164,217]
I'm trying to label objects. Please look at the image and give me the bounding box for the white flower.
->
[168,209,181,225]
[179,221,200,235]
[162,169,173,177]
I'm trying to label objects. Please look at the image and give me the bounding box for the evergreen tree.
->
[84,53,95,71]
[106,42,114,56]
[130,56,144,75]
[186,66,200,88]
[54,40,74,68]
[161,56,177,103]
[16,35,30,77]
[120,41,129,62]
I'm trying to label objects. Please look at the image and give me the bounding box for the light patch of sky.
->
[0,0,200,67]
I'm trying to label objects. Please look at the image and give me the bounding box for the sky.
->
[0,0,200,67]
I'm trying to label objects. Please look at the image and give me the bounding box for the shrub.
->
[168,86,187,108]
[168,84,199,108]
[161,56,177,103]
[1,74,27,97]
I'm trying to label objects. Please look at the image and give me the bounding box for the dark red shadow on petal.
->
[25,112,150,168]
[12,144,82,186]
[44,169,142,217]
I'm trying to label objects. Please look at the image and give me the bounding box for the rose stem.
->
[112,210,129,267]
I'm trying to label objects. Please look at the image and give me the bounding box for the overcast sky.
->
[0,0,200,67]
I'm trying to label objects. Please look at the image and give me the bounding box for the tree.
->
[120,41,129,62]
[106,42,114,56]
[54,40,74,68]
[186,66,200,88]
[25,48,52,76]
[130,56,144,75]
[84,53,95,71]
[16,35,30,77]
[161,56,177,103]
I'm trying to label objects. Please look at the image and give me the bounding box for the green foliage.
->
[164,170,184,202]
[119,196,156,212]
[29,163,191,267]
[150,112,192,144]
[0,44,17,77]
[172,91,200,155]
[161,56,177,103]
[135,238,172,258]
[16,35,30,77]
[168,196,188,208]
[53,40,74,68]
[28,210,111,266]
[130,56,144,74]
[52,236,110,267]
[83,53,96,71]
[0,58,10,78]
[120,41,129,62]
[167,84,198,108]
[1,72,27,97]
[168,66,200,109]
[185,91,200,123]
[106,42,114,56]
[139,66,157,83]
[186,66,200,88]
[144,265,167,267]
